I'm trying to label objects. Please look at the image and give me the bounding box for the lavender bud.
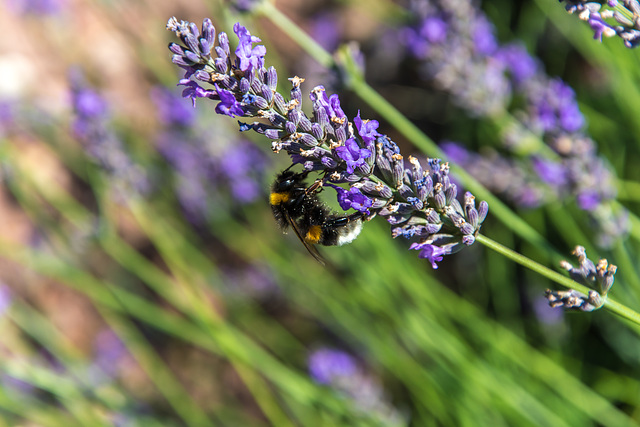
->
[335,123,347,143]
[425,209,441,224]
[273,92,287,115]
[459,222,475,236]
[291,86,303,107]
[355,180,393,199]
[268,113,287,128]
[445,184,457,205]
[299,133,319,147]
[322,156,338,169]
[239,78,250,93]
[298,114,313,133]
[188,22,200,38]
[398,184,415,201]
[250,77,262,95]
[171,55,190,67]
[169,43,185,56]
[266,66,278,90]
[285,121,296,134]
[184,34,200,58]
[545,289,596,312]
[466,207,479,229]
[477,201,489,223]
[371,198,390,209]
[461,234,475,245]
[259,84,273,104]
[265,128,284,139]
[202,18,215,49]
[311,123,324,140]
[433,188,446,210]
[193,70,210,82]
[356,162,371,176]
[214,58,228,73]
[288,109,302,127]
[315,108,330,134]
[252,96,269,109]
[184,50,201,64]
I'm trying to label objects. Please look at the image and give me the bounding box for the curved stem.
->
[476,234,640,329]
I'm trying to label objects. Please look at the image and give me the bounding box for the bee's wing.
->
[285,214,326,266]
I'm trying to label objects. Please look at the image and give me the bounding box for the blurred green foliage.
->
[0,0,639,426]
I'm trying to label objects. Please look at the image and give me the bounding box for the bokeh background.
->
[1,0,640,425]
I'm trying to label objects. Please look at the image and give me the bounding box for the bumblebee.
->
[270,168,364,265]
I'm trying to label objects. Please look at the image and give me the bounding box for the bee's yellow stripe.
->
[270,192,290,205]
[305,225,322,244]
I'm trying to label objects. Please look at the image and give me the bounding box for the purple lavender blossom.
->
[233,23,266,74]
[154,86,268,223]
[69,70,149,198]
[166,17,489,267]
[532,295,564,325]
[228,0,262,12]
[93,329,129,378]
[179,80,216,107]
[401,2,511,116]
[401,0,625,247]
[576,189,601,211]
[328,184,373,214]
[354,112,380,147]
[409,242,446,269]
[531,79,584,134]
[0,284,12,317]
[307,347,405,424]
[217,140,267,203]
[308,348,358,385]
[472,14,498,55]
[6,0,66,15]
[335,138,372,174]
[494,43,539,85]
[402,15,448,58]
[441,142,549,209]
[152,87,196,127]
[531,157,570,187]
[214,85,246,117]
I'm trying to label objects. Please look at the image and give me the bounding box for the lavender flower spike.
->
[166,17,489,267]
[545,245,616,311]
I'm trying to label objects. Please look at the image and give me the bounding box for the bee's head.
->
[273,170,309,193]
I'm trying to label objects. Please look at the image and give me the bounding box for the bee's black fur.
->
[270,169,363,263]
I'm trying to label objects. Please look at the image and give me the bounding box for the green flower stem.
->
[96,307,216,427]
[7,300,131,414]
[10,160,296,424]
[534,0,640,142]
[0,358,108,427]
[617,179,640,202]
[126,199,298,427]
[256,2,333,69]
[0,380,81,427]
[0,237,373,424]
[476,234,640,329]
[0,146,298,426]
[260,4,640,327]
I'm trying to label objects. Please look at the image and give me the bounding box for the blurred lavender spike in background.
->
[400,0,626,247]
[69,69,150,198]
